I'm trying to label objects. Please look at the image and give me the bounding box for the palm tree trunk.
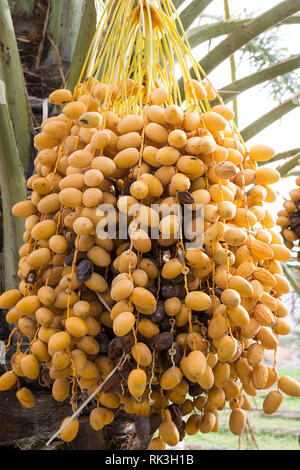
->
[38,0,85,86]
[0,389,150,450]
[8,0,34,17]
[67,0,99,91]
[241,95,299,141]
[0,0,32,175]
[0,100,26,290]
[180,0,214,30]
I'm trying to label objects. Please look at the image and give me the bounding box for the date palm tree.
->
[1,0,300,450]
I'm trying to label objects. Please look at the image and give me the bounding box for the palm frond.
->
[240,31,300,102]
[276,152,300,177]
[286,170,300,176]
[282,263,300,298]
[187,16,300,47]
[0,0,32,175]
[218,55,300,104]
[0,99,27,290]
[198,0,300,75]
[67,0,102,91]
[179,0,214,31]
[241,94,300,141]
[187,20,247,47]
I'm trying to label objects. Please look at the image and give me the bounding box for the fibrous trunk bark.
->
[39,0,85,83]
[0,0,33,175]
[241,94,300,141]
[0,97,26,291]
[0,389,149,450]
[199,0,300,75]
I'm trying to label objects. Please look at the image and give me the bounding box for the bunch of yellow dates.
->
[0,79,299,449]
[277,173,300,258]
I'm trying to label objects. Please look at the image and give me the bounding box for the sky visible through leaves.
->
[178,0,300,322]
[184,0,300,163]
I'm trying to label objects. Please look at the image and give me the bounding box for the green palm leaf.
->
[282,263,300,298]
[218,55,300,104]
[0,94,26,289]
[277,153,300,177]
[67,0,101,91]
[199,0,300,75]
[241,95,300,141]
[187,16,300,48]
[180,0,214,30]
[258,148,300,166]
[0,0,32,175]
